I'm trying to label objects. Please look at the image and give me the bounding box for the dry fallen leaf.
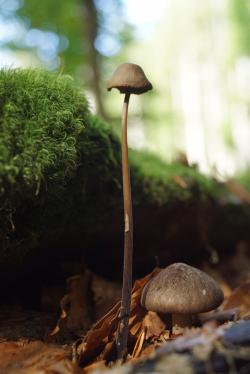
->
[131,327,146,358]
[222,279,250,319]
[0,341,80,374]
[49,271,93,341]
[92,275,121,320]
[77,268,161,367]
[142,311,167,339]
[82,360,107,374]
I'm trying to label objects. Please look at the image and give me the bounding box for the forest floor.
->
[0,252,249,374]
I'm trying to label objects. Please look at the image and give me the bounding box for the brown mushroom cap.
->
[106,62,153,94]
[141,263,224,314]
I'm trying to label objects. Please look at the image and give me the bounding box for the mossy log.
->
[0,69,249,290]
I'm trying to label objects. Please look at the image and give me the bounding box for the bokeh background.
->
[1,0,250,178]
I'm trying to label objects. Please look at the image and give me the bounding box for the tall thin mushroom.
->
[107,63,152,359]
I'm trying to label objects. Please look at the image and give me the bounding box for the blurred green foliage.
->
[236,169,250,192]
[229,0,250,56]
[14,0,125,73]
[0,0,131,117]
[17,0,86,74]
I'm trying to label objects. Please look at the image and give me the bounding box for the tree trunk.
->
[83,0,107,119]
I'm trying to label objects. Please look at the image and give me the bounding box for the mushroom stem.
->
[116,92,133,360]
[172,313,193,330]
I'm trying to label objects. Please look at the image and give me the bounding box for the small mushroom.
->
[141,263,224,332]
[107,62,152,94]
[107,63,152,359]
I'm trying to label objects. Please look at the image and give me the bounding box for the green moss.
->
[0,69,90,258]
[0,69,88,199]
[130,150,223,205]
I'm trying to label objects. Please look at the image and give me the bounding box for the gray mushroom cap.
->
[141,263,224,314]
[106,63,153,95]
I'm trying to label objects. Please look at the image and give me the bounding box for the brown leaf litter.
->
[1,267,250,373]
[0,341,81,374]
[49,272,94,342]
[222,279,250,319]
[76,268,162,368]
[49,267,250,372]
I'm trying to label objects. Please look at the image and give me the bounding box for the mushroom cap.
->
[106,63,153,94]
[141,263,224,314]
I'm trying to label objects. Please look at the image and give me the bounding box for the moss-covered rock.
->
[0,68,242,289]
